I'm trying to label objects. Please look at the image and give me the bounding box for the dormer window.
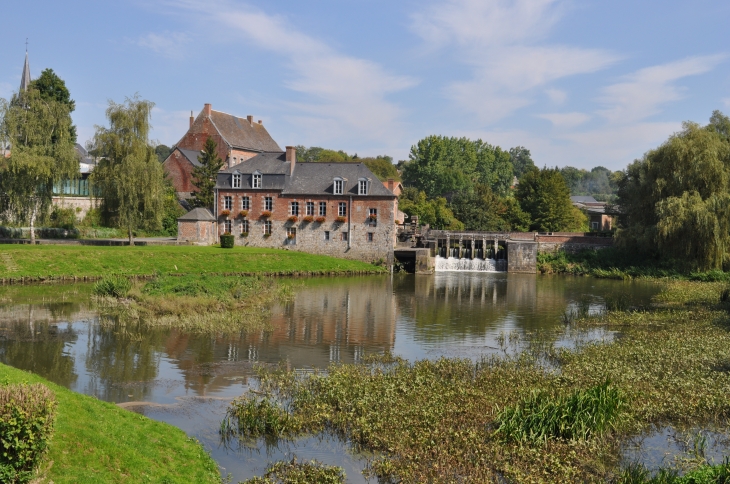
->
[358,178,370,196]
[333,177,344,195]
[253,171,262,189]
[232,173,241,188]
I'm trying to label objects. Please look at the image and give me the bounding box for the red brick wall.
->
[163,150,195,195]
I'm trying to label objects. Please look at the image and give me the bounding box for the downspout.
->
[348,195,352,249]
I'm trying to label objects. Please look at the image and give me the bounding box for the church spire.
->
[20,40,31,92]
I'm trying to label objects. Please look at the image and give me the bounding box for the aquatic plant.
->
[92,276,131,298]
[221,396,299,440]
[494,380,623,443]
[616,459,730,484]
[241,458,345,484]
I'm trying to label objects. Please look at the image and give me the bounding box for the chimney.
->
[286,146,296,175]
[204,103,212,116]
[189,111,194,129]
[258,120,263,125]
[387,178,395,192]
[247,115,254,126]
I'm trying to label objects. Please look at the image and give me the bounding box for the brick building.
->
[163,104,281,198]
[212,147,397,263]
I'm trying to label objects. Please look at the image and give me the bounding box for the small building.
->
[177,208,217,245]
[163,104,281,199]
[211,147,397,263]
[570,196,614,231]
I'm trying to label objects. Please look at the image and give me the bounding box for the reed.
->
[92,275,131,298]
[221,396,300,440]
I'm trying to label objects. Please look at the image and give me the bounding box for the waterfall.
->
[434,256,507,272]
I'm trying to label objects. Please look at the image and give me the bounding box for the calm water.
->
[0,273,661,482]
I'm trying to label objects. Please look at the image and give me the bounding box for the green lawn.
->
[0,245,386,280]
[0,363,220,484]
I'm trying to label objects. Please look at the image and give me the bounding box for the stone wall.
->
[216,190,396,263]
[178,220,217,245]
[51,196,95,221]
[507,241,538,273]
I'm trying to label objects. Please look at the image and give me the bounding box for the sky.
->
[1,0,729,171]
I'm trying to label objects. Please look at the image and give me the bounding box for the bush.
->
[92,276,132,298]
[495,380,623,444]
[221,396,299,439]
[220,234,235,248]
[35,227,80,239]
[49,207,77,229]
[0,227,22,239]
[0,383,57,483]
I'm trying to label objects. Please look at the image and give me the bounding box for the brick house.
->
[163,103,281,198]
[212,147,397,263]
[570,196,615,231]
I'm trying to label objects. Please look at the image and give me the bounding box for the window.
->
[591,221,599,230]
[338,202,347,217]
[319,202,327,216]
[253,173,262,188]
[287,227,296,241]
[232,174,241,188]
[264,196,273,211]
[241,196,250,210]
[367,232,374,242]
[324,231,330,241]
[334,178,343,195]
[358,179,368,195]
[368,208,377,225]
[264,220,272,235]
[290,201,299,216]
[223,220,232,234]
[306,202,315,216]
[241,219,249,234]
[224,196,233,210]
[341,232,348,241]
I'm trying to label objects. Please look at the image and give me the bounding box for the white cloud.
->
[136,32,191,60]
[537,112,591,128]
[545,88,567,104]
[163,0,416,145]
[598,55,727,123]
[412,0,620,123]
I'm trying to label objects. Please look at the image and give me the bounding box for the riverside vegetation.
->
[220,280,730,483]
[93,273,294,333]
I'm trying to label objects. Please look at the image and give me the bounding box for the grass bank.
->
[0,363,220,484]
[538,248,730,281]
[224,280,730,483]
[0,245,387,282]
[96,274,295,333]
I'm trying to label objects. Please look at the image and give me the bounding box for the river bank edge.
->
[0,362,222,484]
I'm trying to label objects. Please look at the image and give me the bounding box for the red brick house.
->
[163,103,281,198]
[210,147,397,263]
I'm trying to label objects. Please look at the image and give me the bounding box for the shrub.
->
[49,207,77,229]
[35,227,80,239]
[0,227,23,239]
[315,216,326,224]
[92,276,132,298]
[220,234,235,248]
[221,396,299,439]
[0,383,57,484]
[495,380,623,444]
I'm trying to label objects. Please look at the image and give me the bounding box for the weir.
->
[434,237,507,272]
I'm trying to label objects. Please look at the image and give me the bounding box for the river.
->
[0,273,661,482]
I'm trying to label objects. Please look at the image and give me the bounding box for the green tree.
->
[190,137,224,209]
[0,88,78,243]
[359,156,400,181]
[509,146,535,180]
[617,116,730,269]
[155,144,171,163]
[28,68,77,143]
[516,167,576,232]
[450,185,530,231]
[90,95,165,245]
[403,136,513,199]
[398,188,463,230]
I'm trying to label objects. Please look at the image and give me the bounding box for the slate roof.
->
[570,196,598,203]
[214,153,395,198]
[178,147,203,167]
[178,207,215,221]
[210,110,281,152]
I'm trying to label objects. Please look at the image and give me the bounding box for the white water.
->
[434,256,507,272]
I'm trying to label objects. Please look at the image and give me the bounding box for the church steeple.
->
[20,41,31,92]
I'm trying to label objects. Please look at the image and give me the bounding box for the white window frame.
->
[306,201,315,216]
[358,178,369,195]
[224,196,233,210]
[223,220,232,233]
[232,173,241,188]
[264,196,273,211]
[338,202,347,217]
[290,201,299,216]
[241,196,250,210]
[367,232,374,242]
[253,172,262,189]
[334,178,344,195]
[241,219,249,234]
[264,220,272,235]
[319,202,327,216]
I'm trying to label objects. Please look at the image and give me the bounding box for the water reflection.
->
[0,274,661,483]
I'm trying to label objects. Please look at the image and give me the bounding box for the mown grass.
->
[538,248,730,281]
[0,245,386,280]
[0,362,220,484]
[95,274,294,333]
[223,280,730,483]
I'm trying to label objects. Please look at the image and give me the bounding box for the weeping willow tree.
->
[90,95,165,245]
[617,112,730,270]
[0,88,78,243]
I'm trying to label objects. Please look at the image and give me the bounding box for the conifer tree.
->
[190,137,224,209]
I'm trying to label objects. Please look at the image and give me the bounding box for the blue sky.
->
[1,0,729,170]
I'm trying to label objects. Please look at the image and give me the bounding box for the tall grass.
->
[240,458,346,484]
[494,380,623,443]
[617,459,730,484]
[92,276,131,298]
[221,396,299,440]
